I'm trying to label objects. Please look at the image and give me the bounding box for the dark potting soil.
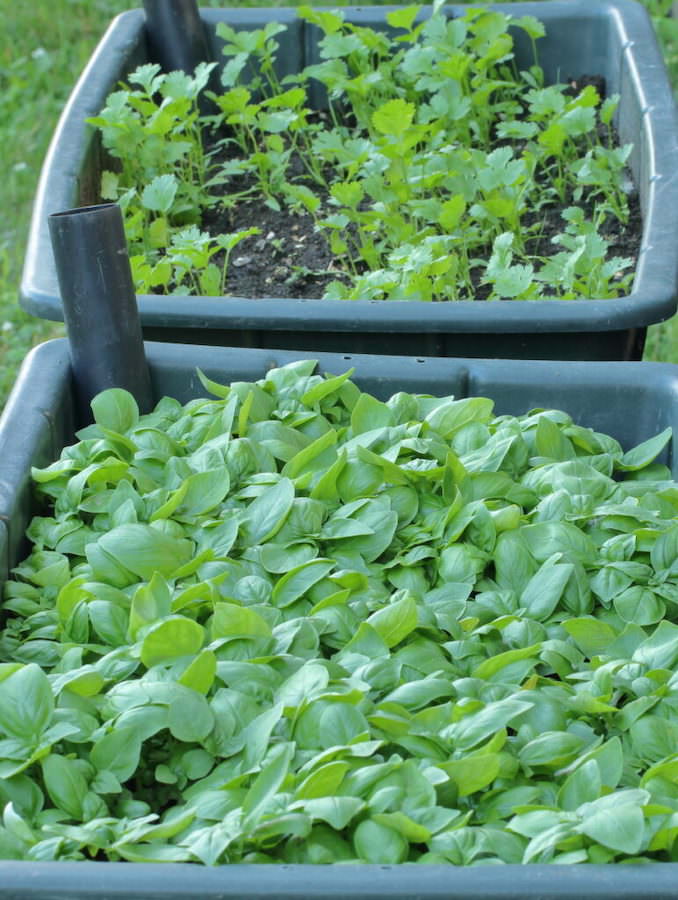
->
[203,184,642,302]
[192,75,643,302]
[202,190,347,301]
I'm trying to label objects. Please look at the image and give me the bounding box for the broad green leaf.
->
[244,704,284,769]
[195,517,239,559]
[176,468,231,516]
[519,731,585,768]
[472,644,542,680]
[493,530,537,594]
[520,560,573,621]
[513,14,546,39]
[211,602,272,640]
[302,796,364,830]
[384,676,454,710]
[535,416,575,461]
[522,522,596,565]
[277,662,330,711]
[168,689,214,743]
[581,738,624,790]
[562,617,617,657]
[90,728,142,782]
[243,741,295,824]
[366,592,418,648]
[196,369,231,399]
[260,542,317,574]
[630,715,678,764]
[179,649,217,695]
[633,621,678,670]
[618,427,672,471]
[116,843,193,863]
[282,429,338,480]
[295,700,369,751]
[350,393,393,435]
[140,616,205,667]
[129,573,172,639]
[353,818,409,863]
[296,760,349,799]
[41,754,89,820]
[300,369,354,407]
[438,194,466,231]
[271,559,335,608]
[241,478,295,545]
[296,6,344,33]
[98,524,192,580]
[91,389,139,434]
[329,503,398,562]
[613,586,665,626]
[336,459,383,503]
[54,665,105,698]
[651,525,678,575]
[425,397,494,440]
[446,698,534,751]
[184,821,237,866]
[0,665,53,741]
[577,801,645,855]
[558,759,602,811]
[442,752,502,796]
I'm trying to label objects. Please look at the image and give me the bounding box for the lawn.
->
[1,0,677,411]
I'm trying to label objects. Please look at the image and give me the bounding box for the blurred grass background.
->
[1,0,677,409]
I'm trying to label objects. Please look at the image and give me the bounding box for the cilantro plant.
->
[90,2,636,302]
[1,362,677,864]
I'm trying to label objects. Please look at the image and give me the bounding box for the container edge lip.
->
[21,283,675,335]
[0,340,71,431]
[106,336,678,380]
[11,335,678,376]
[2,858,678,896]
[128,291,672,334]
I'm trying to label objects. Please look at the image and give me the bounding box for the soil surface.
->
[191,74,643,301]
[202,186,344,300]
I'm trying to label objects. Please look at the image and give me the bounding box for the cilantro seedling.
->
[90,4,638,302]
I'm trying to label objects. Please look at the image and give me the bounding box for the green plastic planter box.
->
[1,339,678,897]
[20,0,678,360]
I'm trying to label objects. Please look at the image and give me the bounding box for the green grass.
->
[0,0,137,405]
[0,0,676,413]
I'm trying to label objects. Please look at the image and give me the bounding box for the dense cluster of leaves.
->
[91,2,635,300]
[0,362,677,865]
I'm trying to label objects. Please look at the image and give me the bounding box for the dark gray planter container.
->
[21,1,678,360]
[1,338,678,895]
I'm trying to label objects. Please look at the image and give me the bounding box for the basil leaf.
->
[241,478,295,545]
[91,389,139,434]
[0,665,53,741]
[140,616,205,667]
[98,524,192,580]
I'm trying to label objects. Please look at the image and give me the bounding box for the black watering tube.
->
[142,0,212,75]
[47,203,153,420]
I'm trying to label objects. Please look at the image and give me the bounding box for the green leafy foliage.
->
[92,5,636,302]
[1,363,677,864]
